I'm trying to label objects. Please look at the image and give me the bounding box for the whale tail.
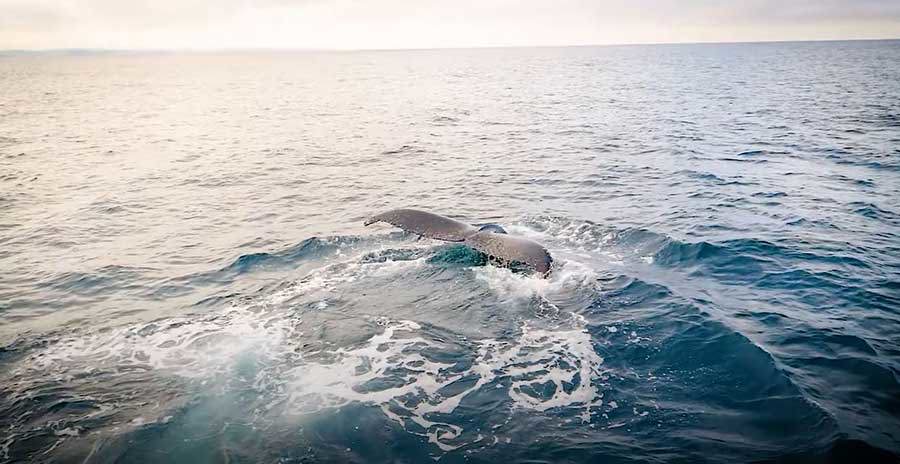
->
[364,208,475,242]
[365,208,553,276]
[464,231,553,276]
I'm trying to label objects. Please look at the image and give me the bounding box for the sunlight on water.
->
[1,42,899,462]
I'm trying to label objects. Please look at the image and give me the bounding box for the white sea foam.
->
[8,244,607,454]
[508,220,611,253]
[266,243,430,305]
[17,249,428,377]
[277,318,606,450]
[474,257,598,299]
[508,221,630,266]
[14,316,605,453]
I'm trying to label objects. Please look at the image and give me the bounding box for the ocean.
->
[1,40,899,463]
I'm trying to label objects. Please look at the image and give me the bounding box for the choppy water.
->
[1,41,899,463]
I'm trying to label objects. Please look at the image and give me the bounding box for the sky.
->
[1,0,899,50]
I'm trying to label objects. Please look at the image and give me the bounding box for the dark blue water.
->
[1,41,899,463]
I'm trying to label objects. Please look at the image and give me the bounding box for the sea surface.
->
[1,41,899,463]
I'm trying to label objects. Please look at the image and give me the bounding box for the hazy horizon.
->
[2,37,900,54]
[2,0,899,51]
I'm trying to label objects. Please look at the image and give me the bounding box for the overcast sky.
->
[2,0,899,50]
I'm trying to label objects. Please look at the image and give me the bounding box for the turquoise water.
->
[1,41,899,463]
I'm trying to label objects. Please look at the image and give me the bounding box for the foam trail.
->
[3,240,608,455]
[278,319,606,451]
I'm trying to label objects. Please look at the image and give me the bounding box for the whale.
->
[364,208,553,276]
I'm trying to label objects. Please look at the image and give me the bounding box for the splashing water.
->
[2,248,607,458]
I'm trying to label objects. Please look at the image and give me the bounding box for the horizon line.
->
[1,36,898,54]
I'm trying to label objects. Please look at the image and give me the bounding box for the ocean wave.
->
[0,256,608,458]
[2,218,897,461]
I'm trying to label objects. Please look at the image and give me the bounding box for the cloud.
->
[0,0,898,49]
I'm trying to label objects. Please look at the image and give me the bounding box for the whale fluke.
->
[464,231,552,275]
[364,208,553,276]
[364,208,476,242]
